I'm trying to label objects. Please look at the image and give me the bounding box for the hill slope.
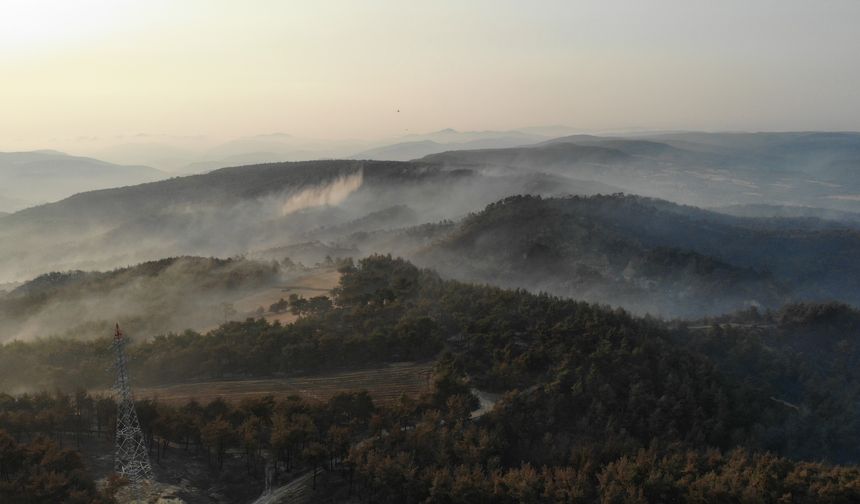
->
[5,255,860,486]
[335,194,860,317]
[0,150,164,212]
[0,256,280,343]
[351,134,542,161]
[409,195,788,316]
[0,160,613,281]
[422,131,860,210]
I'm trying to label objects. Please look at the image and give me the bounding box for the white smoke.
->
[281,170,364,215]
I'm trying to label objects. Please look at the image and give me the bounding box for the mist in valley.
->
[0,159,606,343]
[6,2,860,501]
[3,132,860,338]
[0,256,286,344]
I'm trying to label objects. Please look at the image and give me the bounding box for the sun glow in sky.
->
[2,0,860,152]
[1,1,138,52]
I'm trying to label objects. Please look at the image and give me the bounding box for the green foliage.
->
[677,301,860,464]
[414,194,789,318]
[415,194,860,317]
[4,255,860,501]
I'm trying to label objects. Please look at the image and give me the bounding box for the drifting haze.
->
[3,130,860,324]
[2,0,860,157]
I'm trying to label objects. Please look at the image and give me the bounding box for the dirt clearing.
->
[232,268,342,326]
[133,361,434,406]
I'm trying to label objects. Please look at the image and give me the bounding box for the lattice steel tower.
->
[112,323,153,496]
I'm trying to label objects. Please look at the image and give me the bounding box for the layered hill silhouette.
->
[339,194,854,316]
[0,256,278,343]
[0,150,164,212]
[2,134,859,317]
[0,159,611,281]
[3,155,860,317]
[422,131,860,210]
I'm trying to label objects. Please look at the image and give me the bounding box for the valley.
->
[6,3,860,501]
[2,133,860,504]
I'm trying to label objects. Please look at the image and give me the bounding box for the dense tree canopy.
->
[3,255,860,501]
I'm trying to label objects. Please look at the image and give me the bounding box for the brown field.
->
[193,267,343,334]
[132,361,434,406]
[233,267,342,326]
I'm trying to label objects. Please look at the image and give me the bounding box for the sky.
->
[2,0,860,152]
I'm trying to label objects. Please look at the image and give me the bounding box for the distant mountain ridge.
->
[350,128,547,161]
[90,128,552,173]
[0,159,626,286]
[2,134,860,316]
[422,131,860,210]
[0,150,164,212]
[0,160,488,281]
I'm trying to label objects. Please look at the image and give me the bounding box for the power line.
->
[112,323,154,501]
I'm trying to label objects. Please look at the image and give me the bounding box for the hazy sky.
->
[2,0,860,151]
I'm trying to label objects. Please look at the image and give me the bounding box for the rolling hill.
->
[6,255,860,498]
[714,203,860,229]
[0,256,280,343]
[422,131,860,211]
[2,135,859,317]
[0,150,164,212]
[339,194,860,317]
[410,195,789,316]
[0,159,615,282]
[350,131,544,161]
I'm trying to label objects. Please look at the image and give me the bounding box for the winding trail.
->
[470,389,501,419]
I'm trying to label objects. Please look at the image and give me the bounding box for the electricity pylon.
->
[112,323,153,499]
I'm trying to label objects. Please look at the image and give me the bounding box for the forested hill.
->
[0,160,478,281]
[0,160,454,228]
[408,194,860,315]
[0,256,279,343]
[5,255,860,500]
[0,156,626,283]
[715,203,860,230]
[422,142,635,168]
